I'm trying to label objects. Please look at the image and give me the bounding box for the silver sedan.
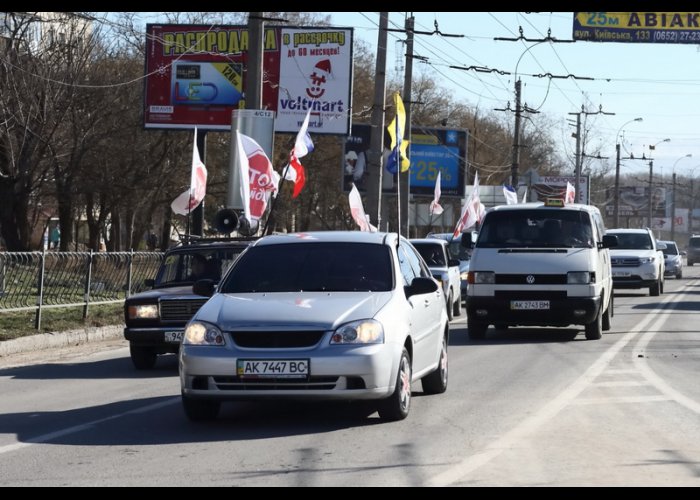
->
[179,231,449,422]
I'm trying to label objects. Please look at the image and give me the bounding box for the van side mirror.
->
[601,234,618,249]
[460,235,474,250]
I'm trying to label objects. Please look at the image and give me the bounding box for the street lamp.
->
[670,153,692,240]
[613,117,643,227]
[508,40,548,188]
[647,138,671,229]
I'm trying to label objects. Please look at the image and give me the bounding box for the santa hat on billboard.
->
[314,59,332,75]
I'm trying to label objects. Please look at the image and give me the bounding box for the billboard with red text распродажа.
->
[143,24,353,135]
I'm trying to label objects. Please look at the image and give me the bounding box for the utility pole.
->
[648,159,654,229]
[365,12,388,229]
[613,144,621,227]
[569,105,614,204]
[400,14,414,237]
[493,31,576,189]
[511,79,521,187]
[671,172,677,241]
[245,12,264,109]
[388,17,461,236]
[573,112,581,202]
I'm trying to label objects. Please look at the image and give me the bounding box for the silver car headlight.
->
[331,319,384,345]
[567,271,592,284]
[128,304,158,319]
[460,271,469,281]
[183,321,226,346]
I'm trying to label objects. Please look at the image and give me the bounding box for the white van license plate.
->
[511,300,550,310]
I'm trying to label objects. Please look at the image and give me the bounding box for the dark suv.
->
[124,237,255,369]
[687,235,700,266]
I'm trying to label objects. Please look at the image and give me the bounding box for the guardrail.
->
[0,250,163,329]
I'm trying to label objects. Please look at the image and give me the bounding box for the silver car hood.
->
[195,292,393,330]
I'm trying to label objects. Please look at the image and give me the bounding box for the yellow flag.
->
[386,92,410,173]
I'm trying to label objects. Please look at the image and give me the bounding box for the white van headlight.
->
[469,271,495,284]
[567,271,592,284]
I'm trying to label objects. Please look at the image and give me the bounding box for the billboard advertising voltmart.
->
[144,24,353,134]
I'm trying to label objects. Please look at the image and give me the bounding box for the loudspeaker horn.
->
[213,208,239,234]
[237,216,254,236]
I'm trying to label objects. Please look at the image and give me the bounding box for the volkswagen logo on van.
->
[526,275,535,284]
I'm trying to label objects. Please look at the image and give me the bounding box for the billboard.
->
[342,124,467,196]
[144,24,353,134]
[604,186,667,217]
[525,174,590,206]
[573,12,700,43]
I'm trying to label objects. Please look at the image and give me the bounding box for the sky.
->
[325,12,700,180]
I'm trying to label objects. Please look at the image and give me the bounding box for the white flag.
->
[349,184,377,232]
[430,172,444,215]
[283,108,314,198]
[234,130,252,224]
[453,172,481,237]
[171,127,208,215]
[503,184,518,205]
[565,181,576,204]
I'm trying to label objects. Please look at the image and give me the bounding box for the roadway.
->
[1,268,699,486]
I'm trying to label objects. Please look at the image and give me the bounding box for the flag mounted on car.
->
[284,109,315,198]
[430,171,444,215]
[171,127,207,216]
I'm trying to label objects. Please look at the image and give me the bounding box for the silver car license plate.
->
[237,359,309,379]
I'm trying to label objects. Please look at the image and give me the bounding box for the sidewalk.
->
[0,325,124,358]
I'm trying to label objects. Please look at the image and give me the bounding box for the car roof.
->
[252,231,397,247]
[165,237,257,254]
[409,238,448,247]
[427,232,460,241]
[486,202,599,213]
[605,228,651,234]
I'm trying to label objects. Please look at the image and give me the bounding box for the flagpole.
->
[395,116,401,237]
[262,151,293,236]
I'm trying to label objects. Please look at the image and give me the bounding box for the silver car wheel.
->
[398,355,411,412]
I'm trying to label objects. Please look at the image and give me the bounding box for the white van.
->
[466,200,617,340]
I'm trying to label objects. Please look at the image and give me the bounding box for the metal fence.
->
[0,250,163,329]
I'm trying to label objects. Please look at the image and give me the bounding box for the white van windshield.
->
[477,210,593,249]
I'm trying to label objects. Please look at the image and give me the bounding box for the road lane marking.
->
[572,395,672,405]
[633,286,700,415]
[428,287,683,487]
[0,398,178,456]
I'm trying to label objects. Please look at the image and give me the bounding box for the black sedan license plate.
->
[237,359,309,379]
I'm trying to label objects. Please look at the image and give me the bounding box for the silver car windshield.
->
[220,242,393,293]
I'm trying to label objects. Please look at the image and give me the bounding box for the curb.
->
[0,325,124,357]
